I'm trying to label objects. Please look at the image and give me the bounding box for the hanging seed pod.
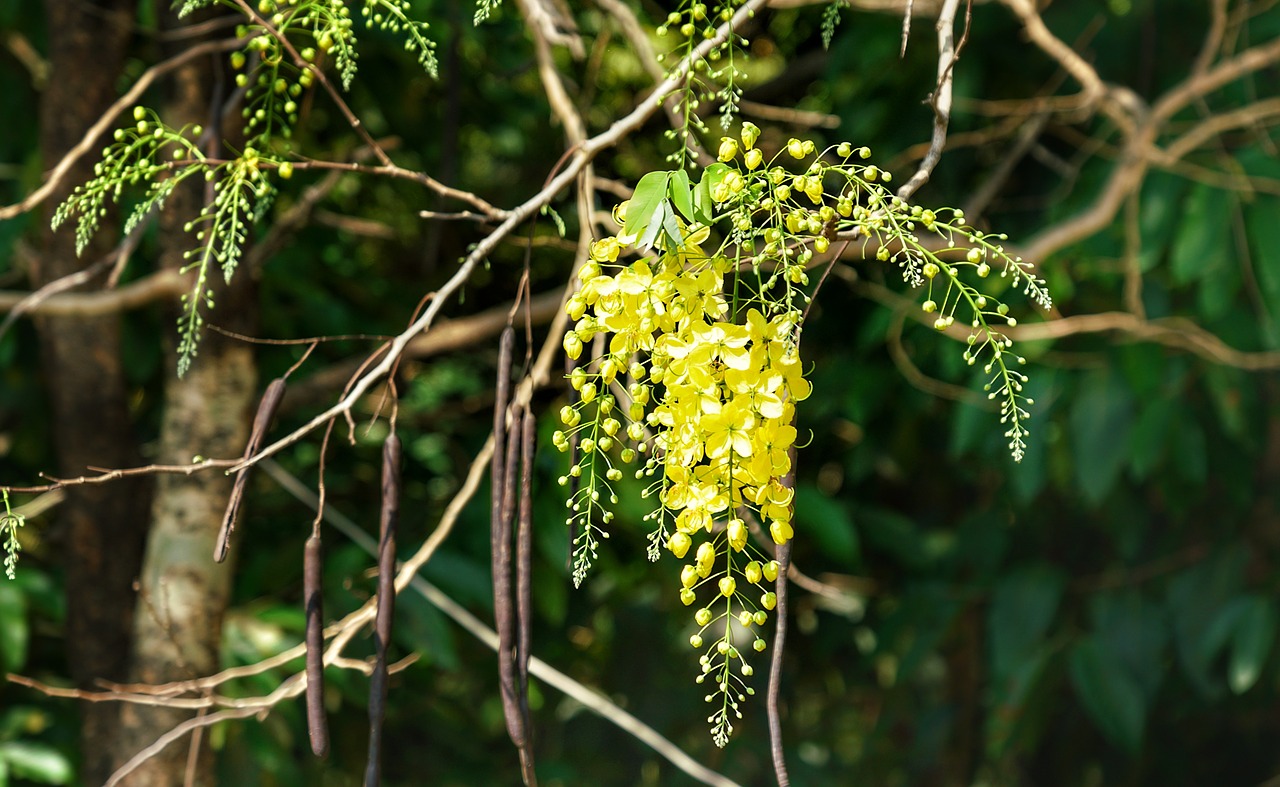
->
[216,377,287,562]
[304,533,329,758]
[365,433,401,787]
[514,408,538,785]
[491,326,524,745]
[495,424,523,746]
[492,328,514,571]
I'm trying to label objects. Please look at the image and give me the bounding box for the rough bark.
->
[115,9,258,785]
[35,3,151,784]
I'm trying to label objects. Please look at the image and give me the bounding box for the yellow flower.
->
[718,137,739,162]
[668,531,692,558]
[727,518,747,551]
[769,518,794,544]
[695,541,716,577]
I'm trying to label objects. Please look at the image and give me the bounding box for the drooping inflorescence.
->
[557,124,1050,745]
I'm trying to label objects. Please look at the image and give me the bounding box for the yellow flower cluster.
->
[554,158,813,744]
[555,123,1048,744]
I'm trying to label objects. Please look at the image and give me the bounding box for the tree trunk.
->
[35,3,151,784]
[116,10,257,785]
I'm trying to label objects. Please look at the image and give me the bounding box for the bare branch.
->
[0,269,188,317]
[896,0,964,201]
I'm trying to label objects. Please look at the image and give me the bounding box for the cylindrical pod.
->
[516,408,535,708]
[365,433,401,787]
[304,533,329,758]
[215,377,287,562]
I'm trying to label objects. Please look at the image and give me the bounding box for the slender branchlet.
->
[564,352,579,573]
[768,448,796,786]
[304,532,329,758]
[216,377,287,562]
[365,432,402,787]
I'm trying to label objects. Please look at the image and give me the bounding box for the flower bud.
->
[741,122,760,150]
[695,542,716,577]
[668,531,692,559]
[727,519,747,551]
[718,137,739,162]
[787,138,805,159]
[744,148,763,170]
[681,565,699,589]
[763,560,780,582]
[718,576,737,597]
[769,518,793,544]
[744,561,763,584]
[761,591,777,610]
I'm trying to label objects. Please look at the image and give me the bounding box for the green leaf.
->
[660,199,683,250]
[794,484,859,564]
[1138,170,1187,273]
[0,583,27,672]
[1167,547,1247,698]
[1088,589,1167,701]
[1245,193,1280,347]
[1068,637,1147,754]
[1070,370,1134,506]
[1228,596,1276,694]
[636,199,668,251]
[668,168,694,223]
[988,566,1065,682]
[622,171,669,239]
[1170,184,1231,285]
[1127,397,1173,480]
[0,742,73,785]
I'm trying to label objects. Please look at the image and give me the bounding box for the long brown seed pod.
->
[215,377,287,562]
[365,432,401,787]
[304,533,329,758]
[492,327,514,577]
[497,410,524,745]
[490,326,527,756]
[515,407,537,784]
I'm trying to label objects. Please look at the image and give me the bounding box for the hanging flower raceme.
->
[555,125,1049,745]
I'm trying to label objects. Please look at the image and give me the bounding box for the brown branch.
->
[0,267,187,318]
[854,277,1280,371]
[896,0,965,200]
